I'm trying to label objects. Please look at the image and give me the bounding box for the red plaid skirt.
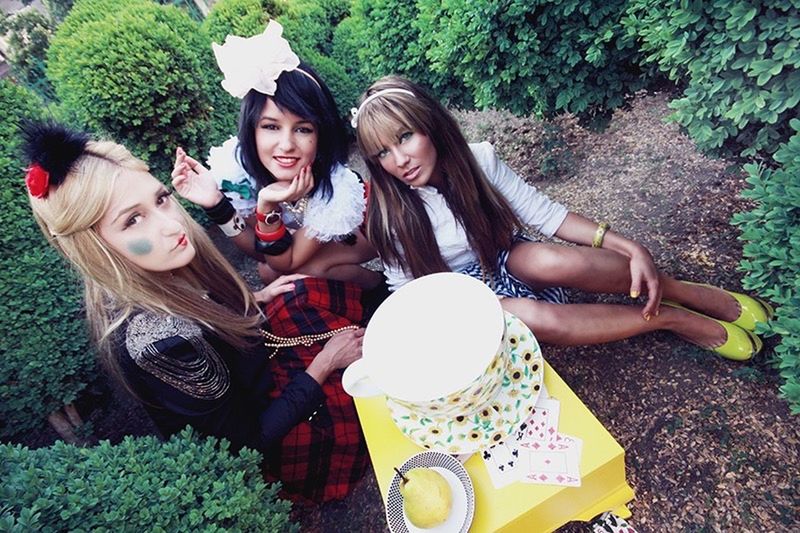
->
[261,278,369,503]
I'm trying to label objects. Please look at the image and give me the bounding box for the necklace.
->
[281,196,308,225]
[260,324,359,359]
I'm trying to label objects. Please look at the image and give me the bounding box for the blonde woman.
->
[24,121,369,503]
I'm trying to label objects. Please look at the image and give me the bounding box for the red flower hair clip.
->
[25,163,50,199]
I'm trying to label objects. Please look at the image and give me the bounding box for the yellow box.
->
[354,361,635,532]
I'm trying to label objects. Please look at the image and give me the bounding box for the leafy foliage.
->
[624,0,800,157]
[343,0,471,108]
[46,0,222,178]
[201,0,270,45]
[0,8,56,100]
[732,122,800,413]
[416,0,645,117]
[276,0,358,115]
[0,80,95,439]
[0,428,299,531]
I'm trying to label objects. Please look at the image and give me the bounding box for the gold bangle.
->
[592,221,610,248]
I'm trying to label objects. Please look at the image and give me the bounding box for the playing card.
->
[521,433,582,487]
[519,397,561,447]
[482,441,521,488]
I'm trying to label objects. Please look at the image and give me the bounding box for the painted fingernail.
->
[644,313,651,321]
[630,290,640,298]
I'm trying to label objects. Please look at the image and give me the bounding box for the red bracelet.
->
[254,222,286,242]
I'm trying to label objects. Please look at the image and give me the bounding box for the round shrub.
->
[330,15,370,103]
[0,80,95,440]
[202,0,270,44]
[345,0,472,108]
[417,0,646,117]
[47,0,219,177]
[624,0,800,157]
[1,427,299,531]
[733,122,800,413]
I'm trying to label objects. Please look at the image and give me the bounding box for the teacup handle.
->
[342,358,382,397]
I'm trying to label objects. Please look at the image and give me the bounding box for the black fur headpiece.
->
[21,121,89,197]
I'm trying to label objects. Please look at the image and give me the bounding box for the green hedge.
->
[0,80,95,440]
[733,122,800,413]
[343,0,471,108]
[47,0,222,177]
[624,0,800,158]
[276,0,358,115]
[417,0,644,117]
[202,0,270,44]
[1,427,299,531]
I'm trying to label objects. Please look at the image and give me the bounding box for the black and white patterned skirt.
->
[457,238,567,303]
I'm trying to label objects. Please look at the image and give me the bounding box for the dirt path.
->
[294,93,799,531]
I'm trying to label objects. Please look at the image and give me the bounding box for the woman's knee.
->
[507,243,571,282]
[501,299,566,341]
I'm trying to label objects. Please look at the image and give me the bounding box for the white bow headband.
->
[212,20,319,99]
[349,89,416,128]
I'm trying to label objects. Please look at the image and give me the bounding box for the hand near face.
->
[257,165,314,211]
[171,147,224,209]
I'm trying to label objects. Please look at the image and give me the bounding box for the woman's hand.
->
[305,328,364,384]
[171,147,224,208]
[628,244,662,319]
[253,274,307,305]
[257,165,314,212]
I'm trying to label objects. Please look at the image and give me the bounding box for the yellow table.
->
[354,361,635,532]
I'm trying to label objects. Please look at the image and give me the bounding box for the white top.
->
[382,142,569,291]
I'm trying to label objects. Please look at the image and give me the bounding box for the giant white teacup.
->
[342,272,507,417]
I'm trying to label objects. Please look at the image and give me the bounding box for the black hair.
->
[237,61,347,200]
[21,120,89,189]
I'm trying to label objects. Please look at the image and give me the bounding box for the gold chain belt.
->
[260,325,359,359]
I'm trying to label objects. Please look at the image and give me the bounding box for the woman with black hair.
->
[174,21,383,289]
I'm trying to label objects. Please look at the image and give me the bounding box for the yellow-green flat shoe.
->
[662,301,761,361]
[682,281,774,332]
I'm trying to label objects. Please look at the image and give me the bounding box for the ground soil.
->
[15,93,799,532]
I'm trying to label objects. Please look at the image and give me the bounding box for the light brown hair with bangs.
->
[355,76,523,278]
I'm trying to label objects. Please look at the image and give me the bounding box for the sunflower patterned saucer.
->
[386,312,544,454]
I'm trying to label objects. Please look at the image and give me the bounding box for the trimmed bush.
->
[277,0,348,56]
[0,80,95,440]
[275,0,358,113]
[330,15,370,104]
[47,0,221,177]
[1,427,299,531]
[732,122,800,413]
[624,0,800,158]
[344,0,471,108]
[202,0,270,45]
[416,0,645,117]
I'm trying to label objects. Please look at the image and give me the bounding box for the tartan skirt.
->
[262,278,369,504]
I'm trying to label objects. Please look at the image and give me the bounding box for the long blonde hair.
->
[354,76,523,278]
[29,138,262,389]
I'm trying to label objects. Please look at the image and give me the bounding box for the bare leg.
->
[506,242,741,322]
[500,298,728,348]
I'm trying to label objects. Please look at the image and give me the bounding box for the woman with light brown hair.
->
[351,75,772,361]
[24,121,370,503]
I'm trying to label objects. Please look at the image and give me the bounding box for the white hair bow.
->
[212,20,299,98]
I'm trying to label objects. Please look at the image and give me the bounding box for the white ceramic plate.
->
[386,451,475,533]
